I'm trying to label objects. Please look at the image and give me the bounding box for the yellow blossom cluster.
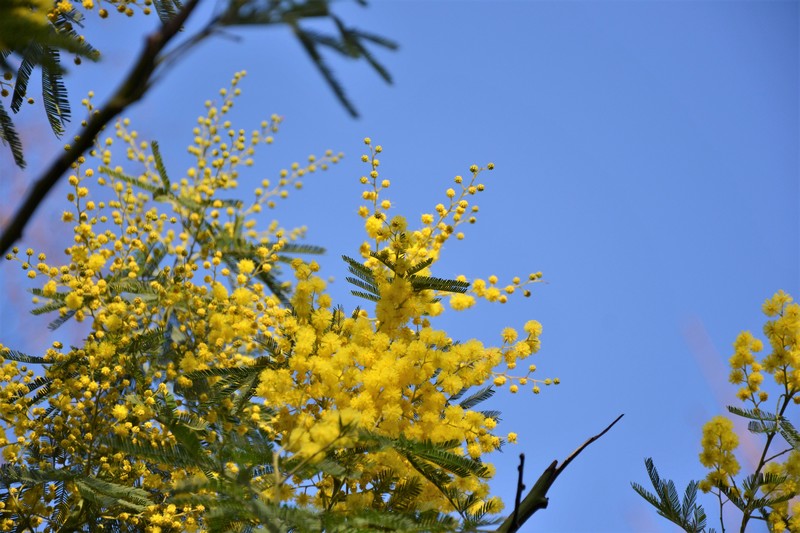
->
[0,73,555,530]
[697,415,740,492]
[694,291,800,531]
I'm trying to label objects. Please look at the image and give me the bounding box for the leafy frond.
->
[30,299,66,315]
[107,277,161,297]
[445,387,470,405]
[748,419,777,434]
[10,45,40,113]
[406,257,434,276]
[253,333,280,355]
[345,276,380,296]
[370,250,397,271]
[124,326,169,356]
[342,255,376,284]
[779,418,800,450]
[0,100,24,167]
[292,24,358,117]
[741,471,790,498]
[631,458,707,533]
[409,275,469,294]
[279,243,325,255]
[74,476,152,512]
[40,47,70,137]
[479,410,501,421]
[184,358,276,381]
[47,310,75,331]
[153,0,184,24]
[98,166,161,195]
[21,375,53,403]
[104,434,210,470]
[392,436,490,479]
[331,15,396,83]
[151,140,171,192]
[0,464,75,485]
[0,349,47,364]
[727,405,776,421]
[457,387,495,410]
[386,476,423,512]
[349,290,380,302]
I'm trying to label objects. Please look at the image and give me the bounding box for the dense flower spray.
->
[0,73,558,531]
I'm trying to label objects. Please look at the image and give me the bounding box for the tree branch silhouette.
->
[496,413,624,533]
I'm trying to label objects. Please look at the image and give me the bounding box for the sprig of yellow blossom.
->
[694,290,799,532]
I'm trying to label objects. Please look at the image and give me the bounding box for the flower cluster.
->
[0,73,555,531]
[695,290,799,531]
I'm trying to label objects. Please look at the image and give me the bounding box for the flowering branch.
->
[0,0,201,256]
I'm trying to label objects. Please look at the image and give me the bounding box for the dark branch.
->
[495,413,624,533]
[511,453,526,528]
[0,0,201,255]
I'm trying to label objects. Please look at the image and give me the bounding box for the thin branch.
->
[0,0,201,255]
[495,413,624,533]
[511,453,525,528]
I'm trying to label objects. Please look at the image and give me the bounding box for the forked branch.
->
[496,413,624,533]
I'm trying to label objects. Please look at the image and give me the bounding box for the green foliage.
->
[0,4,99,167]
[343,252,469,305]
[632,458,710,533]
[217,0,398,117]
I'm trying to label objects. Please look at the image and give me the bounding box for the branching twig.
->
[0,0,201,255]
[495,413,624,533]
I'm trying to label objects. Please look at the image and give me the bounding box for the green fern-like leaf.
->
[370,250,396,271]
[342,255,376,284]
[345,277,380,296]
[387,476,423,512]
[632,458,707,533]
[393,436,490,479]
[748,419,777,434]
[98,165,162,195]
[47,310,76,331]
[105,434,210,470]
[0,95,25,167]
[349,290,380,302]
[30,299,66,316]
[74,476,151,512]
[40,47,70,137]
[0,349,47,364]
[779,418,800,450]
[153,0,184,24]
[409,275,469,294]
[278,242,325,255]
[727,405,776,421]
[10,44,40,113]
[292,25,358,117]
[457,387,495,410]
[406,257,434,276]
[151,140,171,192]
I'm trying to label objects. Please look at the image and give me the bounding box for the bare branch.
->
[495,413,624,533]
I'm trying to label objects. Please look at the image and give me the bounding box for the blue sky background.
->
[1,1,798,531]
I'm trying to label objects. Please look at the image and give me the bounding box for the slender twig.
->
[495,413,624,533]
[512,453,525,528]
[0,0,201,255]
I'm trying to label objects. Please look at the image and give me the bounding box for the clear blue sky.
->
[1,2,798,532]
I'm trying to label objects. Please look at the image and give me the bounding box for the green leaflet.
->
[631,458,709,533]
